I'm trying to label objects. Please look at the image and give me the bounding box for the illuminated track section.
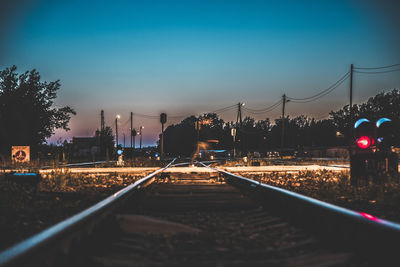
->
[0,159,176,267]
[198,161,400,261]
[1,159,399,265]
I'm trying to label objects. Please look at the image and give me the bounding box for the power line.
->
[131,104,238,121]
[354,63,400,70]
[354,69,400,74]
[168,115,187,119]
[121,117,130,127]
[106,119,115,127]
[133,113,159,119]
[288,72,350,103]
[242,101,282,115]
[287,71,349,102]
[242,99,283,114]
[211,104,238,114]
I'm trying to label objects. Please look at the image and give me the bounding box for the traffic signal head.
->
[354,118,375,149]
[160,113,167,124]
[353,117,395,151]
[356,136,372,149]
[116,145,123,155]
[376,117,393,150]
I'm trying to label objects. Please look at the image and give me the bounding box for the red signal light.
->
[356,136,371,149]
[359,212,381,222]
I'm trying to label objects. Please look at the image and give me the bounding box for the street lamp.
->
[139,126,144,150]
[115,114,121,147]
[231,128,236,158]
[160,113,167,158]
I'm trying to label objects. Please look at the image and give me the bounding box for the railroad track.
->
[0,159,399,266]
[87,175,353,266]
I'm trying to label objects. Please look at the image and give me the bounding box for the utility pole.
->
[281,94,287,158]
[115,117,119,147]
[101,110,105,131]
[349,64,354,125]
[139,126,143,150]
[100,110,105,156]
[130,112,133,148]
[349,64,354,156]
[238,102,243,126]
[115,114,120,147]
[236,102,243,156]
[231,127,236,158]
[160,113,167,158]
[196,119,200,155]
[123,133,125,148]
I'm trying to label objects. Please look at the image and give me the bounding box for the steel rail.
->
[171,160,223,167]
[41,160,115,169]
[0,159,176,267]
[198,161,400,259]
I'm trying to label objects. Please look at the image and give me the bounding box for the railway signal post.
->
[350,118,398,185]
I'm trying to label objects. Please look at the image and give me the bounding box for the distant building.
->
[302,146,349,159]
[72,137,100,158]
[326,147,349,158]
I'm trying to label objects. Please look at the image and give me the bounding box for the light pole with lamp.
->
[115,114,121,147]
[139,126,144,150]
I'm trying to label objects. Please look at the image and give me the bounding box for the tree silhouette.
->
[0,66,76,155]
[95,126,115,158]
[161,89,399,155]
[163,116,197,156]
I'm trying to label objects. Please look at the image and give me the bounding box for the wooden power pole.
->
[349,64,354,126]
[236,102,243,156]
[115,118,118,147]
[281,94,287,157]
[349,64,354,156]
[130,112,133,148]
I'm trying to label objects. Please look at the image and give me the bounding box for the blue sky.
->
[1,0,400,146]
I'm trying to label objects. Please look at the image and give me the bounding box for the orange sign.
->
[11,146,30,163]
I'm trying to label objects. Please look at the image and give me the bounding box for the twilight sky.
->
[1,0,400,146]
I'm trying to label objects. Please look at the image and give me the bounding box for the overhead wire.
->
[211,104,238,114]
[168,114,188,119]
[106,119,115,128]
[242,99,283,114]
[133,113,159,119]
[131,103,238,121]
[98,64,400,138]
[354,63,400,70]
[287,72,350,103]
[121,117,130,127]
[354,69,400,74]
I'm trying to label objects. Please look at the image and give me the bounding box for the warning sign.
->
[11,146,30,163]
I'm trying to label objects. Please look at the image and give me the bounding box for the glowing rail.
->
[198,161,400,259]
[0,159,176,267]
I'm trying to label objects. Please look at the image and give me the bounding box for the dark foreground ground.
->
[238,170,400,223]
[82,179,360,266]
[1,168,400,257]
[0,172,147,251]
